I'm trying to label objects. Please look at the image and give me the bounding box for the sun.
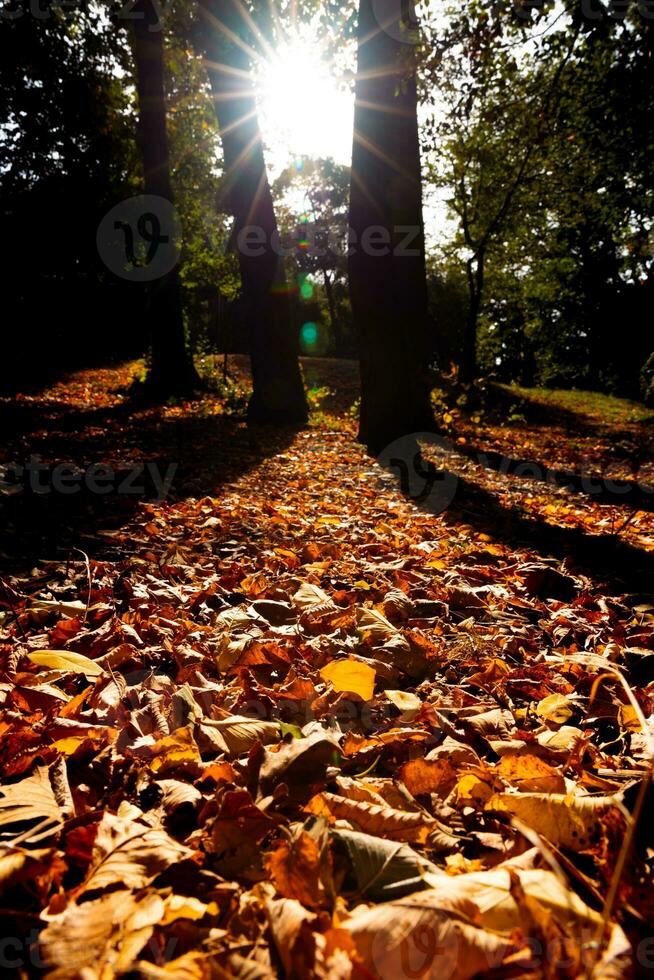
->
[257,35,353,174]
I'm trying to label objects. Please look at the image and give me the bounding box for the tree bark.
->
[132,0,199,392]
[461,249,485,383]
[197,0,307,424]
[322,268,341,353]
[349,0,433,454]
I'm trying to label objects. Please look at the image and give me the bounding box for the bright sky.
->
[256,34,354,177]
[255,26,451,245]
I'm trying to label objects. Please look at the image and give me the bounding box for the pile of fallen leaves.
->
[1,370,653,979]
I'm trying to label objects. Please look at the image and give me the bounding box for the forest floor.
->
[0,357,653,978]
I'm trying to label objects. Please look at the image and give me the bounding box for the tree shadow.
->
[453,442,654,511]
[0,405,302,572]
[384,453,654,592]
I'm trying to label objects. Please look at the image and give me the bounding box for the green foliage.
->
[274,156,354,354]
[421,4,654,398]
[163,2,241,356]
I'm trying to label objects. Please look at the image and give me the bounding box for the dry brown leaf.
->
[343,888,512,980]
[0,766,63,847]
[266,825,329,908]
[304,792,437,844]
[39,888,165,977]
[396,757,458,798]
[82,802,193,893]
[496,754,566,793]
[486,791,621,849]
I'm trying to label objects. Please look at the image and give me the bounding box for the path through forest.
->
[0,361,652,977]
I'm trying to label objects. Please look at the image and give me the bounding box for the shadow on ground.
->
[0,392,302,570]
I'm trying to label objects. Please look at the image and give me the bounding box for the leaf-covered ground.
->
[0,360,653,979]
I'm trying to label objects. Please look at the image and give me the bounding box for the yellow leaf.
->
[28,650,104,677]
[486,791,619,848]
[51,736,88,756]
[456,772,494,807]
[149,726,201,773]
[160,894,216,925]
[618,704,642,732]
[536,693,574,726]
[496,753,566,793]
[320,660,376,701]
[383,690,421,720]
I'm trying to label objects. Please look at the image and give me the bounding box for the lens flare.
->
[301,321,319,350]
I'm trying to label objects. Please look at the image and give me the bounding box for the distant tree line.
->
[1,0,652,451]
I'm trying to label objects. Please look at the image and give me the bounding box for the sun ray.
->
[352,129,417,183]
[201,58,253,82]
[216,107,260,141]
[349,166,383,215]
[256,29,354,171]
[244,169,271,227]
[354,99,415,118]
[197,2,269,71]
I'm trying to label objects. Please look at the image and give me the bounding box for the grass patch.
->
[501,384,654,427]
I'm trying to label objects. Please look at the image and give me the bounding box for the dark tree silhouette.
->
[197,0,308,425]
[349,0,433,454]
[132,0,200,392]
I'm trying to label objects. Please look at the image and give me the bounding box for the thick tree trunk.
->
[197,0,307,424]
[132,0,199,393]
[349,0,433,455]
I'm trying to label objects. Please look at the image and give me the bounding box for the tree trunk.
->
[461,250,484,383]
[197,0,307,424]
[132,0,199,393]
[349,0,433,455]
[322,268,341,353]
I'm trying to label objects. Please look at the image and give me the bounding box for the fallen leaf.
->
[28,649,104,677]
[320,660,376,700]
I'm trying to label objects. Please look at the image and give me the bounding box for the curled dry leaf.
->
[200,716,281,757]
[332,828,442,900]
[383,689,422,720]
[536,693,575,726]
[258,732,341,797]
[305,792,438,844]
[39,888,165,978]
[486,791,622,849]
[82,802,194,894]
[0,766,63,847]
